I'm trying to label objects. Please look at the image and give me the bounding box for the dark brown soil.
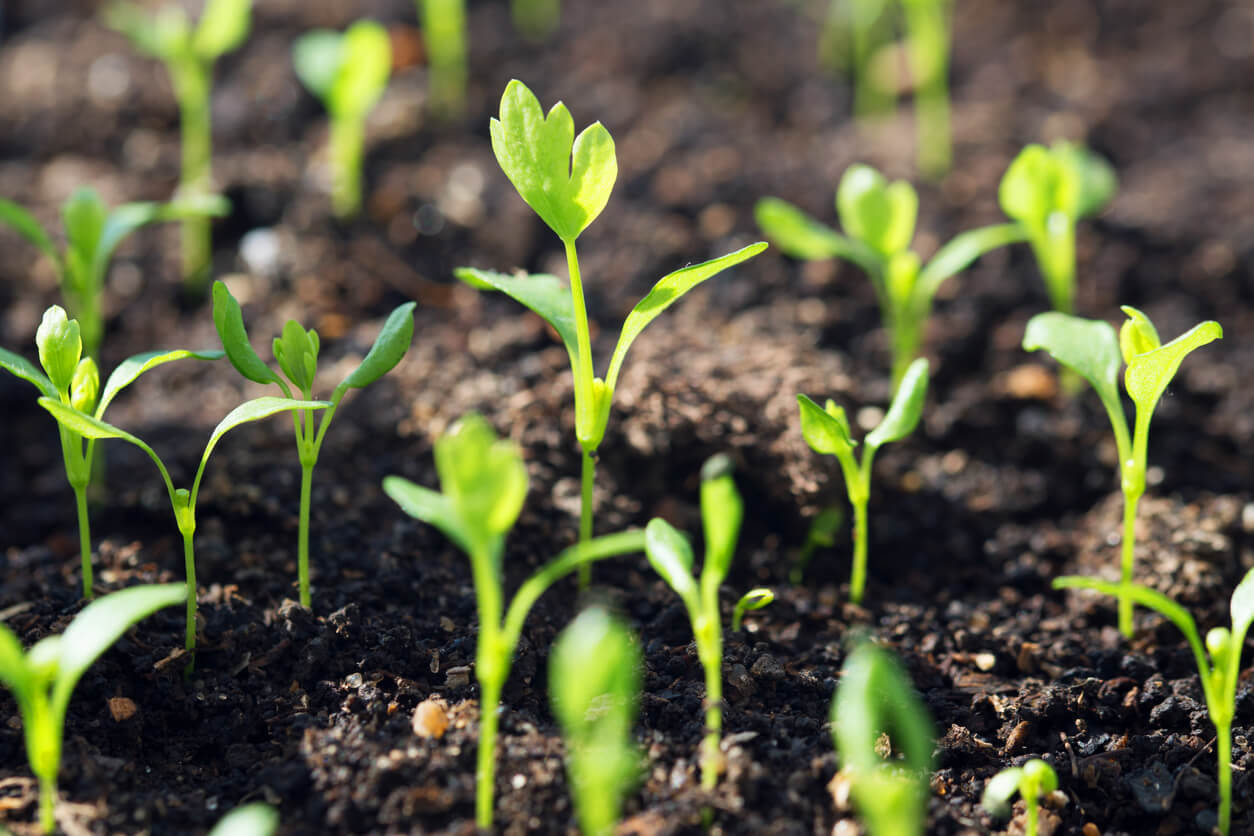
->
[2,1,1253,834]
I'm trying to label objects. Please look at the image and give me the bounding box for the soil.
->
[2,0,1254,834]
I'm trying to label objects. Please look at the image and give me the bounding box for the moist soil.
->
[2,1,1254,834]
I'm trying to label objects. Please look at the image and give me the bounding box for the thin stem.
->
[329,117,365,218]
[1118,491,1138,638]
[74,487,93,600]
[298,462,314,608]
[476,675,503,830]
[1218,721,1232,835]
[182,529,197,673]
[563,238,597,450]
[39,775,55,834]
[171,58,213,290]
[1025,792,1039,836]
[701,657,722,791]
[850,498,870,605]
[577,449,595,587]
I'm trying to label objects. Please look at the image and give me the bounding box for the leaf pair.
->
[105,0,251,64]
[292,21,392,120]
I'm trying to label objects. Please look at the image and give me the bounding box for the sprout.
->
[791,506,844,584]
[981,759,1059,836]
[416,0,466,117]
[0,583,185,833]
[511,0,561,40]
[1023,307,1221,636]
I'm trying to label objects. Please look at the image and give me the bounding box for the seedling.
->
[415,1,465,117]
[511,0,561,40]
[292,21,392,217]
[208,802,279,836]
[457,80,765,584]
[212,281,415,608]
[0,306,222,599]
[732,588,774,632]
[38,396,328,669]
[382,414,647,829]
[999,142,1117,314]
[797,357,928,603]
[981,759,1058,836]
[549,607,642,836]
[0,582,185,833]
[832,640,935,836]
[104,0,251,289]
[791,506,844,584]
[0,189,227,359]
[756,165,1023,388]
[1023,307,1222,636]
[644,454,771,790]
[1054,569,1254,835]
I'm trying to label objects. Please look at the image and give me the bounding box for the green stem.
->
[39,775,55,834]
[171,58,213,291]
[329,116,365,218]
[1118,491,1138,638]
[1218,720,1232,835]
[700,645,722,791]
[1025,792,1039,836]
[74,486,93,600]
[298,462,314,608]
[563,238,597,450]
[850,497,869,604]
[182,529,197,672]
[577,449,595,587]
[476,675,503,830]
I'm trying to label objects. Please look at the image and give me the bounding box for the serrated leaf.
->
[1022,312,1125,421]
[754,198,882,274]
[604,242,766,391]
[328,20,391,117]
[212,280,283,386]
[454,268,578,369]
[797,394,856,457]
[489,79,617,242]
[866,357,928,449]
[700,455,742,588]
[97,349,223,417]
[644,518,698,611]
[192,0,251,59]
[340,302,416,390]
[0,198,62,269]
[292,30,342,98]
[0,347,58,399]
[835,165,917,258]
[1123,318,1221,414]
[916,223,1025,298]
[383,475,473,556]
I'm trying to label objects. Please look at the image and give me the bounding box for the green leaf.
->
[1119,305,1161,363]
[97,349,224,417]
[0,347,58,399]
[1022,312,1125,419]
[340,302,417,389]
[699,454,742,588]
[292,30,342,99]
[644,518,698,611]
[549,606,641,737]
[103,2,191,59]
[273,320,320,393]
[329,21,391,118]
[39,398,152,446]
[489,79,617,242]
[35,306,82,392]
[981,767,1025,818]
[382,475,473,555]
[835,164,918,259]
[212,280,283,386]
[1229,568,1254,648]
[753,198,883,275]
[1053,142,1117,219]
[999,144,1076,228]
[453,268,578,369]
[1053,575,1200,645]
[0,198,62,269]
[731,588,774,631]
[203,397,330,466]
[192,0,251,59]
[62,189,109,287]
[1122,313,1222,415]
[916,223,1026,298]
[94,196,229,287]
[604,242,767,391]
[866,357,928,449]
[0,623,32,705]
[796,394,856,457]
[432,413,529,539]
[208,803,279,836]
[70,358,99,413]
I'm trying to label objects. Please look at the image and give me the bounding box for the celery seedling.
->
[644,454,769,790]
[832,641,935,836]
[292,21,392,217]
[981,758,1058,836]
[0,189,227,359]
[1054,569,1254,835]
[549,607,642,836]
[382,414,647,830]
[415,0,465,117]
[798,357,928,603]
[0,306,221,599]
[213,281,415,608]
[457,80,766,583]
[0,582,185,833]
[104,0,250,290]
[756,165,1022,388]
[38,396,327,669]
[999,142,1116,315]
[1023,307,1221,636]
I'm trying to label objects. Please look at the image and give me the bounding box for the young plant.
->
[0,306,222,600]
[643,454,770,790]
[756,165,1022,388]
[208,802,279,836]
[791,505,844,584]
[0,188,228,359]
[999,142,1117,315]
[382,414,648,830]
[832,640,935,836]
[416,0,466,117]
[981,758,1058,836]
[1054,569,1254,836]
[731,588,774,632]
[797,356,928,603]
[212,281,416,608]
[292,21,392,218]
[457,80,766,582]
[1023,306,1222,636]
[0,582,185,833]
[104,0,251,290]
[38,396,327,670]
[549,606,642,836]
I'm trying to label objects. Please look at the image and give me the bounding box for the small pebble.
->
[412,698,449,739]
[108,696,137,722]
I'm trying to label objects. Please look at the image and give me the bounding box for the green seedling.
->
[0,582,185,833]
[549,607,642,836]
[382,414,647,830]
[798,357,928,603]
[208,802,279,836]
[416,0,466,117]
[457,80,766,584]
[756,165,1022,388]
[999,142,1117,314]
[38,396,327,670]
[1023,307,1221,636]
[899,0,952,179]
[0,189,227,359]
[644,454,770,790]
[0,306,221,599]
[791,506,844,584]
[1054,569,1254,835]
[511,0,561,40]
[982,758,1057,836]
[212,281,415,608]
[104,0,251,290]
[732,588,775,632]
[832,640,935,836]
[292,21,392,217]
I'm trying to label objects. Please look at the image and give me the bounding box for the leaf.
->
[1053,576,1201,645]
[62,189,109,289]
[981,768,1025,818]
[329,20,391,118]
[35,306,82,392]
[39,398,150,446]
[208,803,279,836]
[1054,142,1117,219]
[192,0,251,59]
[916,223,1026,298]
[1119,305,1161,363]
[866,357,928,449]
[97,349,224,417]
[202,397,330,466]
[1123,316,1222,415]
[644,518,698,611]
[0,624,32,705]
[432,413,529,539]
[1022,312,1125,421]
[753,198,882,275]
[796,394,856,457]
[340,302,417,389]
[212,281,283,386]
[1228,568,1254,646]
[489,79,617,242]
[731,588,774,631]
[292,30,343,99]
[604,242,767,391]
[699,454,743,588]
[999,144,1075,228]
[273,320,320,393]
[103,2,191,59]
[0,198,62,269]
[0,347,58,399]
[94,197,229,286]
[549,606,641,738]
[454,268,578,368]
[382,475,473,555]
[835,164,917,258]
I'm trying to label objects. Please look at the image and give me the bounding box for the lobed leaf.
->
[212,281,283,386]
[192,0,251,59]
[0,198,62,269]
[97,349,224,417]
[0,347,58,399]
[1122,314,1222,415]
[796,394,856,457]
[644,518,698,611]
[754,198,882,274]
[866,357,928,449]
[340,302,417,390]
[835,164,917,259]
[454,268,578,368]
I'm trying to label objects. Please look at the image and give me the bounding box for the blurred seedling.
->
[981,758,1058,836]
[415,0,465,118]
[791,505,844,584]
